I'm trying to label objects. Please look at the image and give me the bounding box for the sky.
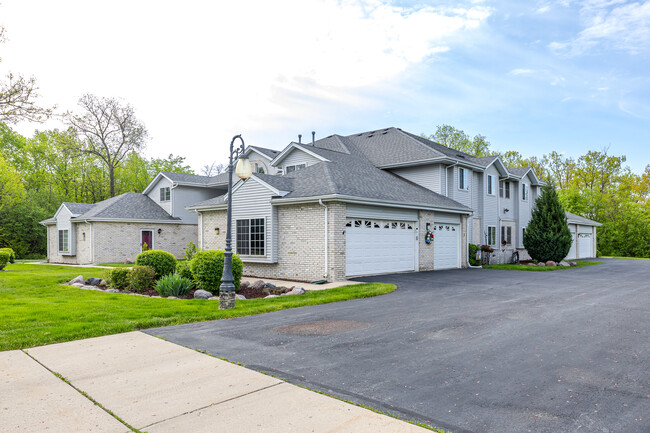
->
[1,0,648,173]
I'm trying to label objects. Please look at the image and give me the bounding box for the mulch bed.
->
[236,286,268,299]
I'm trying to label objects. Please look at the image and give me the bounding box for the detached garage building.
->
[565,211,601,260]
[191,140,472,282]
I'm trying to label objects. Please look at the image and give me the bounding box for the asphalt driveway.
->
[146,258,649,433]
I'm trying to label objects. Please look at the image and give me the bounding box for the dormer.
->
[270,142,330,174]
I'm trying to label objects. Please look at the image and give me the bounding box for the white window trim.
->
[235,217,267,258]
[487,226,497,246]
[487,174,495,195]
[251,160,267,174]
[159,187,171,202]
[140,229,155,251]
[284,163,306,174]
[58,229,70,253]
[458,167,469,191]
[522,183,529,201]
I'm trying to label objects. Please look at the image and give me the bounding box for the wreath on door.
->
[425,230,434,244]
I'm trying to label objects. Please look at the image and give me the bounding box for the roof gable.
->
[270,143,330,167]
[73,193,180,221]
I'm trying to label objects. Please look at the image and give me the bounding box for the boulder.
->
[235,294,247,300]
[100,279,109,286]
[264,294,279,298]
[124,260,134,264]
[569,262,578,267]
[270,286,290,295]
[105,288,120,293]
[264,282,276,289]
[168,296,178,299]
[68,275,85,285]
[86,278,102,285]
[281,287,306,296]
[545,261,556,267]
[251,280,266,290]
[70,282,85,287]
[239,281,251,290]
[536,262,546,267]
[559,261,570,267]
[208,296,219,300]
[194,289,212,299]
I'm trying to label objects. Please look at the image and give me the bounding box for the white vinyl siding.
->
[483,166,500,244]
[390,164,444,194]
[147,176,173,215]
[55,205,76,256]
[451,166,472,207]
[173,185,225,224]
[487,175,496,195]
[346,204,417,221]
[231,178,275,262]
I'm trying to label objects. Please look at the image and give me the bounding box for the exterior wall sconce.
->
[157,228,162,234]
[504,208,510,213]
[214,227,220,235]
[426,222,431,230]
[82,232,86,240]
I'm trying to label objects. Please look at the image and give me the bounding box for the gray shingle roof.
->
[63,202,95,215]
[73,193,180,221]
[161,172,213,185]
[565,211,601,226]
[249,146,280,159]
[507,166,532,177]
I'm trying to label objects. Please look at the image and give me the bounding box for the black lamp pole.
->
[219,135,248,309]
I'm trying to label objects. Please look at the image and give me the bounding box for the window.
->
[487,226,496,246]
[499,181,510,199]
[501,226,512,245]
[458,168,469,190]
[285,164,306,173]
[58,229,69,253]
[522,183,529,201]
[487,175,495,195]
[252,162,265,174]
[236,218,265,256]
[159,187,170,202]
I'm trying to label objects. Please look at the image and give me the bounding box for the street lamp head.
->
[235,156,253,180]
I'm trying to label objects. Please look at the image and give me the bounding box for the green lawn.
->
[601,256,650,261]
[97,262,135,268]
[483,260,604,271]
[0,264,395,351]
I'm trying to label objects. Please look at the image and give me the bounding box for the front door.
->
[141,230,153,251]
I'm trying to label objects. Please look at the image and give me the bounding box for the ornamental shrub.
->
[135,250,176,279]
[155,273,194,297]
[108,268,129,290]
[0,248,16,263]
[184,241,198,261]
[190,250,243,294]
[0,251,10,270]
[176,260,194,281]
[523,184,572,263]
[468,244,481,266]
[128,266,156,292]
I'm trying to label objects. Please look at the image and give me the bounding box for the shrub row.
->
[0,251,10,270]
[0,248,16,264]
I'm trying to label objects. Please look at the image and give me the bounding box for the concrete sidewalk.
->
[2,332,428,433]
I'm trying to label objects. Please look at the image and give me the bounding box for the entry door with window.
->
[141,230,153,251]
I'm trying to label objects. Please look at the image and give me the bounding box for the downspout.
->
[85,220,93,264]
[319,199,328,279]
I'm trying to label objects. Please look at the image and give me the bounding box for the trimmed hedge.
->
[176,260,193,281]
[108,268,129,290]
[0,248,16,264]
[468,244,481,266]
[0,251,10,270]
[135,250,176,279]
[128,266,156,292]
[190,250,243,294]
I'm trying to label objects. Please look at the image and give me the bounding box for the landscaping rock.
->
[82,285,100,290]
[208,296,219,300]
[270,286,291,295]
[100,279,108,286]
[569,261,578,266]
[545,261,556,267]
[86,278,102,285]
[288,287,306,295]
[168,296,178,299]
[559,261,570,267]
[70,282,85,287]
[194,289,212,299]
[264,282,276,289]
[251,280,266,290]
[264,294,279,298]
[105,289,119,293]
[235,294,247,300]
[239,281,251,290]
[536,262,546,267]
[69,275,85,285]
[124,260,134,264]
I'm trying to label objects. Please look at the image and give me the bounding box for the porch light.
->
[214,227,220,235]
[157,228,162,234]
[235,156,252,180]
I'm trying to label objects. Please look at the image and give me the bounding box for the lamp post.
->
[219,134,252,309]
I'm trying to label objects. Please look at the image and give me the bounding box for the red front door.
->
[141,230,153,250]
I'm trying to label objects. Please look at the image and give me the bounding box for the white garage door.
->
[433,224,460,270]
[578,233,593,258]
[567,231,577,260]
[346,218,416,276]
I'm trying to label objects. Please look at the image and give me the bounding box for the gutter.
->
[319,199,328,279]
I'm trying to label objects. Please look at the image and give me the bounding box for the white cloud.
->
[0,0,491,168]
[509,68,536,75]
[550,0,650,55]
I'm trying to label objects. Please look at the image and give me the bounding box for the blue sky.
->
[1,0,648,173]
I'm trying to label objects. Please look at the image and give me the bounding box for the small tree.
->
[523,184,572,262]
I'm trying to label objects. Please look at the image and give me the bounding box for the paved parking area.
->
[147,259,650,433]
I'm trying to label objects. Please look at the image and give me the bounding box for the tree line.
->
[428,125,650,258]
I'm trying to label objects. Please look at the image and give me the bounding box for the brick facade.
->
[418,210,435,271]
[47,222,196,264]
